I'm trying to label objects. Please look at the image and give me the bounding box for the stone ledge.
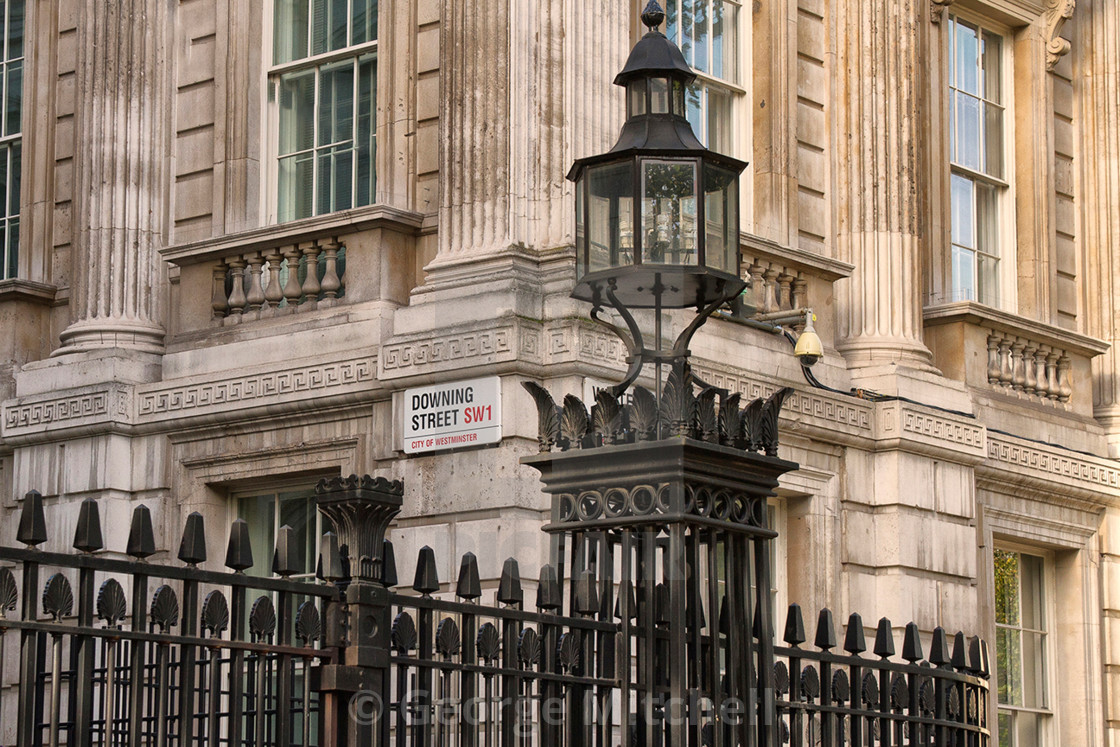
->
[923,301,1110,358]
[0,279,57,305]
[161,204,425,267]
[980,433,1120,501]
[741,232,854,282]
[2,383,134,439]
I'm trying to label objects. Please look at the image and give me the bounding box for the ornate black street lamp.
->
[568,1,748,396]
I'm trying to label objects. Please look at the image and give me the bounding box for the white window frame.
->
[992,540,1055,747]
[945,9,1017,312]
[262,0,378,226]
[0,0,22,280]
[661,0,747,157]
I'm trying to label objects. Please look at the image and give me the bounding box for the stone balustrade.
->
[211,237,346,323]
[985,329,1071,403]
[743,253,809,316]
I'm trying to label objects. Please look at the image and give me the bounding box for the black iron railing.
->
[1,459,989,746]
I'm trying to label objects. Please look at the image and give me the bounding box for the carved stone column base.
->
[54,319,166,357]
[835,336,937,372]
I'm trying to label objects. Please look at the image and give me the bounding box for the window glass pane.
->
[279,490,318,576]
[278,153,314,221]
[355,55,376,208]
[588,161,634,271]
[950,174,974,248]
[703,163,737,272]
[707,86,732,154]
[954,18,979,95]
[998,712,1012,747]
[951,245,975,301]
[5,218,16,278]
[1016,712,1042,747]
[956,92,982,171]
[976,181,998,256]
[8,139,19,215]
[237,494,277,578]
[1020,554,1044,629]
[994,548,1019,625]
[7,0,22,61]
[5,59,21,138]
[686,84,702,141]
[317,61,354,147]
[278,70,315,155]
[317,144,354,214]
[692,0,709,75]
[984,102,1003,178]
[351,0,378,46]
[273,0,310,64]
[996,626,1022,706]
[982,30,1001,103]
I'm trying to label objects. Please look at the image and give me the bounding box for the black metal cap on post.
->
[224,518,254,572]
[178,512,207,566]
[17,490,47,547]
[456,552,482,600]
[73,497,103,553]
[127,504,156,559]
[314,474,403,584]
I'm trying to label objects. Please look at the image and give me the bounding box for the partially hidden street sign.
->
[403,376,502,454]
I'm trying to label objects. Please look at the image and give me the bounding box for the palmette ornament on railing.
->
[524,360,793,455]
[96,578,128,628]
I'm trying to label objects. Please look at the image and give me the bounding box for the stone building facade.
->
[0,0,1118,743]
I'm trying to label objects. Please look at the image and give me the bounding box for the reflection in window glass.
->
[271,1,377,223]
[642,160,697,265]
[948,14,1005,306]
[236,487,329,579]
[994,548,1048,747]
[0,0,21,280]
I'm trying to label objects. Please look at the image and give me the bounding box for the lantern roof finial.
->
[641,1,666,32]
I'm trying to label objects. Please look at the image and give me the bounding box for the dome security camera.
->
[793,312,823,367]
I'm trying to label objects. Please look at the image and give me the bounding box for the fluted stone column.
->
[1079,1,1120,458]
[430,0,626,268]
[834,0,934,369]
[56,0,169,355]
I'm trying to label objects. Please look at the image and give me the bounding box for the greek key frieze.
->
[136,360,375,417]
[987,437,1120,490]
[3,392,111,430]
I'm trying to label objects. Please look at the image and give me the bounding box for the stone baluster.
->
[777,272,794,311]
[320,239,342,299]
[1034,347,1051,399]
[1022,342,1038,395]
[245,253,266,312]
[263,248,285,309]
[226,258,248,316]
[212,265,230,319]
[300,241,321,302]
[792,277,808,310]
[748,261,766,312]
[1010,339,1027,392]
[763,265,780,313]
[282,245,303,306]
[1046,351,1061,400]
[998,337,1014,388]
[1058,355,1072,403]
[986,334,1001,385]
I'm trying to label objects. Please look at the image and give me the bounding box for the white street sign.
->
[402,376,502,454]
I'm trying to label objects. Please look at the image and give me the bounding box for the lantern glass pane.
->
[703,163,738,273]
[650,77,669,113]
[628,80,646,118]
[575,175,586,279]
[588,161,635,273]
[641,159,697,265]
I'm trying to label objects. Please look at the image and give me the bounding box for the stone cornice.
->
[161,204,425,266]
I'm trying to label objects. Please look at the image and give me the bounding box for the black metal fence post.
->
[315,475,404,747]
